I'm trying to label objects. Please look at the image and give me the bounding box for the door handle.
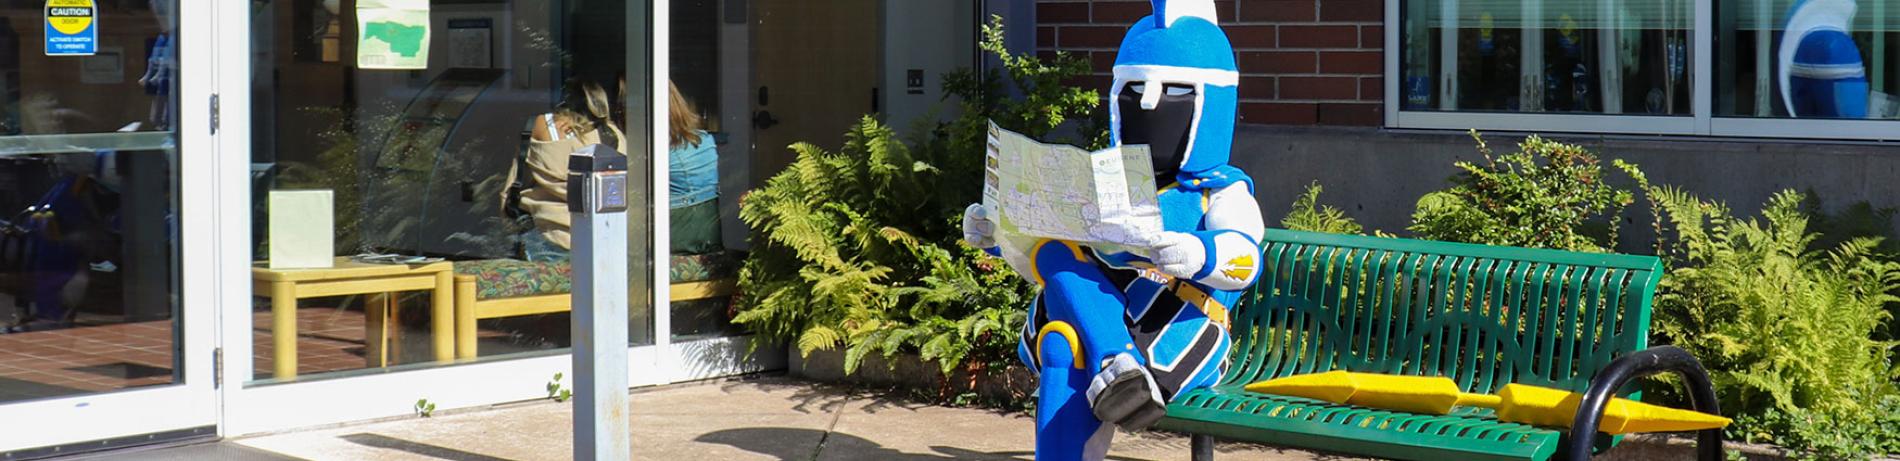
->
[753,110,779,130]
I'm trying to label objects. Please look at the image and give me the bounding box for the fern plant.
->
[1649,188,1900,459]
[736,17,1099,381]
[1281,182,1366,235]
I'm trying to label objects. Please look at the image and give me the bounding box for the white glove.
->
[1149,232,1206,280]
[962,204,997,249]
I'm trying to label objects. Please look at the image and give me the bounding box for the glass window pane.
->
[664,0,739,344]
[1400,0,1694,115]
[0,0,182,402]
[247,0,650,383]
[1717,0,1898,119]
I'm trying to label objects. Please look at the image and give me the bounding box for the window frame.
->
[1385,0,1900,141]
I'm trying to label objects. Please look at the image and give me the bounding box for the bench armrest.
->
[1566,345,1723,461]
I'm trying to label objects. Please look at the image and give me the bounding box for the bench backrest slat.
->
[1223,229,1663,394]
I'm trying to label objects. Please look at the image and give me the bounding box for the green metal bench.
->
[1159,229,1723,461]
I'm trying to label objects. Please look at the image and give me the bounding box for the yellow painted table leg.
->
[454,275,477,360]
[365,293,389,368]
[433,271,454,363]
[271,281,297,380]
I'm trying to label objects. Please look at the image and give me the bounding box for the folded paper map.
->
[982,121,1164,274]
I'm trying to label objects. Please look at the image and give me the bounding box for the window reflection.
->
[1717,0,1900,119]
[1401,0,1693,115]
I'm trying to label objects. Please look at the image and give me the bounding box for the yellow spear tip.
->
[1243,370,1357,403]
[1600,400,1733,435]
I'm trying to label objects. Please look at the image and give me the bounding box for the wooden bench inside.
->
[451,252,741,359]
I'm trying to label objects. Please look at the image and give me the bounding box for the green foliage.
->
[1408,131,1643,253]
[547,372,571,403]
[1281,182,1365,236]
[1648,188,1900,460]
[413,398,436,418]
[735,117,1033,376]
[735,17,1101,380]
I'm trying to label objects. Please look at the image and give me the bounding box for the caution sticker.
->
[45,0,98,56]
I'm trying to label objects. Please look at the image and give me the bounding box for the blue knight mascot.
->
[1780,0,1867,118]
[961,1,1264,458]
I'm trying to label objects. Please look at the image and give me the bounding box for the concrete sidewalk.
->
[87,376,1340,461]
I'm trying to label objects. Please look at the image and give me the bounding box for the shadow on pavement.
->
[338,433,516,461]
[697,427,1160,461]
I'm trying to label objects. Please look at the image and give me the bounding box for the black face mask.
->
[1117,82,1197,181]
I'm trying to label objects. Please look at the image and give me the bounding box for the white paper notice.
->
[269,190,335,269]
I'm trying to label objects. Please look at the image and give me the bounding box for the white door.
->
[0,0,220,453]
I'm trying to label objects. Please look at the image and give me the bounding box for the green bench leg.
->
[1192,434,1214,461]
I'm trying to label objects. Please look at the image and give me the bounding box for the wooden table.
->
[252,257,454,379]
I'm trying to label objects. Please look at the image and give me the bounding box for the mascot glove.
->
[962,204,997,249]
[1150,232,1206,280]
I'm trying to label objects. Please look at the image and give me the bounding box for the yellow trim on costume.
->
[1201,189,1211,212]
[1036,321,1086,369]
[1173,282,1231,327]
[1026,239,1090,286]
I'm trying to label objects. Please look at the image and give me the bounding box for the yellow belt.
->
[1170,280,1230,327]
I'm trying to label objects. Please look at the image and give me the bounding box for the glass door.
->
[0,0,219,455]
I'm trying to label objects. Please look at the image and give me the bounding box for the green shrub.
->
[1408,131,1644,253]
[1649,188,1900,460]
[735,17,1100,379]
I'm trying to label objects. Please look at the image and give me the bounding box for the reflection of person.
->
[1780,0,1868,118]
[962,1,1264,458]
[504,79,625,263]
[666,82,720,255]
[138,0,177,130]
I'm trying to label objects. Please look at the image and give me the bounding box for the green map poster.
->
[357,0,429,70]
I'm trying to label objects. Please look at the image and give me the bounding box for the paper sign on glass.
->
[357,0,430,70]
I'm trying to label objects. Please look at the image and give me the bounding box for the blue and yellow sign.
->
[45,0,97,56]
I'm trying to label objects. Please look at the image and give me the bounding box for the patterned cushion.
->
[455,259,573,300]
[457,251,742,300]
[670,251,742,283]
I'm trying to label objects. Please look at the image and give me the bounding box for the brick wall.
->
[1034,0,1385,126]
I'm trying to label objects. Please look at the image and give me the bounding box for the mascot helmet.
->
[1111,0,1238,178]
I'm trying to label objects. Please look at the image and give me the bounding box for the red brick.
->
[1320,51,1381,74]
[1360,25,1385,49]
[1038,50,1061,62]
[1239,76,1277,100]
[1057,25,1126,48]
[1319,0,1382,22]
[1279,25,1359,48]
[1093,1,1151,23]
[1318,103,1382,126]
[1280,76,1358,100]
[1216,1,1238,20]
[1091,51,1118,73]
[1237,0,1316,23]
[1359,76,1384,102]
[1239,51,1316,74]
[1038,26,1058,48]
[1240,102,1319,125]
[1037,2,1090,23]
[1226,25,1276,49]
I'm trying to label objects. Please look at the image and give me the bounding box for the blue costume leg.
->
[1035,327,1112,461]
[1030,240,1137,371]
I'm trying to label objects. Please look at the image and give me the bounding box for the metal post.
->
[569,144,632,461]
